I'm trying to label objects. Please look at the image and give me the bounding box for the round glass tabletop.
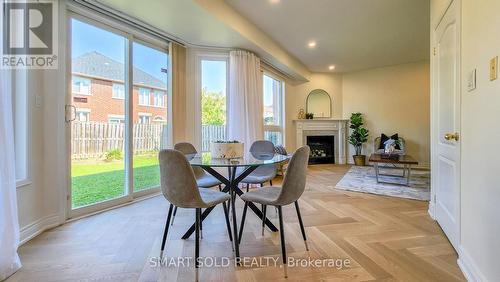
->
[186,152,290,167]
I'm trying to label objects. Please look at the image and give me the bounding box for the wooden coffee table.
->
[369,154,418,186]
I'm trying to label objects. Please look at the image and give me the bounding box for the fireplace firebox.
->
[306,135,335,164]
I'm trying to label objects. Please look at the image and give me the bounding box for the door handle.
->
[444,132,459,141]
[65,105,76,122]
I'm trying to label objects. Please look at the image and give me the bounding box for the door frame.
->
[429,0,461,249]
[65,7,168,219]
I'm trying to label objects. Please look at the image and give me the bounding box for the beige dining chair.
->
[238,146,310,278]
[158,149,231,280]
[170,142,225,236]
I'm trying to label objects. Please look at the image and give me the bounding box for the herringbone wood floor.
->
[8,165,465,282]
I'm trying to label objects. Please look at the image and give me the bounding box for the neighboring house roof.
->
[72,51,167,90]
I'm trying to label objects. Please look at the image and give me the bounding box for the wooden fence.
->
[71,122,168,159]
[71,122,226,159]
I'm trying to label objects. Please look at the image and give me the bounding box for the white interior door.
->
[432,0,461,250]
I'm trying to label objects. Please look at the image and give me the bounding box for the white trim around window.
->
[262,72,285,146]
[112,82,125,99]
[72,75,92,96]
[138,87,150,106]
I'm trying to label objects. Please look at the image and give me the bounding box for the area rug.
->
[335,166,430,201]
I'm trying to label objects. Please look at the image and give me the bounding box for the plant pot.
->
[353,155,366,166]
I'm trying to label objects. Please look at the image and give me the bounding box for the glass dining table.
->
[182,152,290,259]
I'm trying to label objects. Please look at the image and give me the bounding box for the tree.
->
[201,87,226,125]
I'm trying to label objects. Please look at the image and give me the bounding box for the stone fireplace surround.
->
[293,119,349,164]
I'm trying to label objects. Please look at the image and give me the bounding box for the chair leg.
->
[294,201,309,251]
[238,201,248,244]
[260,183,264,187]
[261,204,267,236]
[171,206,178,226]
[270,180,273,186]
[200,208,203,239]
[277,206,287,278]
[195,208,201,281]
[246,183,249,192]
[222,201,234,249]
[160,204,174,257]
[218,184,222,191]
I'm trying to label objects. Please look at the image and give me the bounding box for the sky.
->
[72,18,273,102]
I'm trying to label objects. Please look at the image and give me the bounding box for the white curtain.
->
[227,50,263,147]
[0,70,22,280]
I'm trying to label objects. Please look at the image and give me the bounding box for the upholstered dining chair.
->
[158,149,231,280]
[238,146,310,278]
[171,142,224,230]
[241,140,277,191]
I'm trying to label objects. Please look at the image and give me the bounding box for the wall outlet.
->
[490,56,498,81]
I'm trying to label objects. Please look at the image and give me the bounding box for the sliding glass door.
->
[132,42,169,192]
[68,16,170,216]
[70,18,127,209]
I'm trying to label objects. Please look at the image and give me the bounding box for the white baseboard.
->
[20,213,63,245]
[458,246,486,282]
[428,200,435,220]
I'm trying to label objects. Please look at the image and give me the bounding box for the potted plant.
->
[348,113,369,166]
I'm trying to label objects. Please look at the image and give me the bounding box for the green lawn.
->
[71,154,160,208]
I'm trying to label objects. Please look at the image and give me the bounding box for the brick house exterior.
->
[71,52,168,124]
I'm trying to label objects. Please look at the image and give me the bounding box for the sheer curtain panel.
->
[227,50,263,146]
[0,70,22,280]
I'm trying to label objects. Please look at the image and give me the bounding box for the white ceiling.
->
[225,0,430,73]
[96,0,429,76]
[96,0,249,48]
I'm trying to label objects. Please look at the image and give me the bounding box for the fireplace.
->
[306,135,335,164]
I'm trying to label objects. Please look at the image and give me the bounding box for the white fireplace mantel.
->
[293,119,349,164]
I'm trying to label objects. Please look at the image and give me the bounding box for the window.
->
[139,88,150,105]
[139,114,150,124]
[76,110,90,122]
[112,83,125,99]
[263,74,284,145]
[153,90,166,107]
[200,58,228,152]
[72,76,91,95]
[13,70,28,184]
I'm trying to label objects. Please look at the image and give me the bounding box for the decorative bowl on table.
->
[210,141,244,159]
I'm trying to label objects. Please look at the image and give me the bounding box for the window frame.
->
[195,52,230,151]
[138,87,150,106]
[153,90,166,108]
[72,75,92,96]
[262,72,285,146]
[112,82,125,99]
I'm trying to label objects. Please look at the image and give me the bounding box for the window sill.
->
[73,92,92,96]
[112,96,125,100]
[16,179,32,189]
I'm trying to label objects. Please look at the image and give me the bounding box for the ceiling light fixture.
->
[269,0,280,4]
[308,41,316,48]
[329,65,335,70]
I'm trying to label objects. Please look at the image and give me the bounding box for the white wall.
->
[458,0,500,280]
[285,73,343,150]
[342,62,431,167]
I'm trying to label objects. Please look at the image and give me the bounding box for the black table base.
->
[181,165,278,259]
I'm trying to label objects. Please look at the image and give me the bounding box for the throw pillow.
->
[379,133,401,150]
